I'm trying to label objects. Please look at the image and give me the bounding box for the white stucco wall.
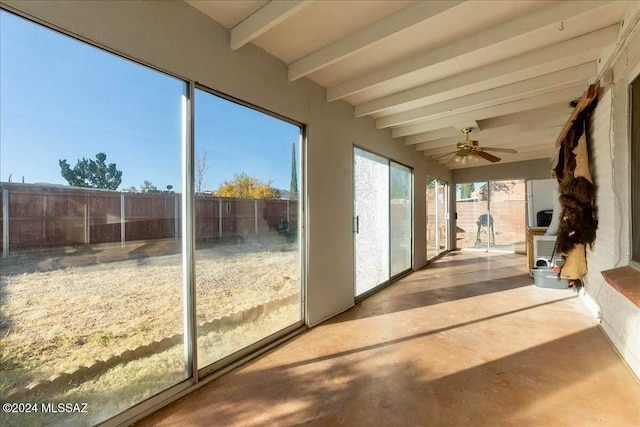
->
[585,27,640,378]
[451,158,555,184]
[0,0,451,326]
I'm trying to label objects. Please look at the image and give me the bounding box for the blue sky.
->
[0,11,300,192]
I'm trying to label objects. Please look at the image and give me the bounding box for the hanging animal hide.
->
[553,106,598,285]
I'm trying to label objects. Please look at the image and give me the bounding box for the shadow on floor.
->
[136,251,639,427]
[339,265,534,322]
[424,252,521,269]
[140,323,636,427]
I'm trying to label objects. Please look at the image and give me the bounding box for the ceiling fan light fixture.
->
[440,127,515,167]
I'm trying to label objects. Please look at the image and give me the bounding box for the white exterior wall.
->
[585,27,640,378]
[0,0,451,326]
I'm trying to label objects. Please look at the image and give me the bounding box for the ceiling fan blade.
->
[431,151,457,160]
[476,151,501,163]
[478,146,518,154]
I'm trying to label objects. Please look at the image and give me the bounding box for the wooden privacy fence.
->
[455,200,525,238]
[0,183,298,256]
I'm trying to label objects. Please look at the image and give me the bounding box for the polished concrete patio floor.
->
[139,252,640,426]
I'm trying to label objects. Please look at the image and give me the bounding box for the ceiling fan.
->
[433,128,518,165]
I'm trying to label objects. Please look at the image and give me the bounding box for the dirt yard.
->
[0,237,300,395]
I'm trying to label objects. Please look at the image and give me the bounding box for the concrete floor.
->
[139,252,640,426]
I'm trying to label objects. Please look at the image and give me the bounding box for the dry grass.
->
[0,301,300,427]
[0,237,300,396]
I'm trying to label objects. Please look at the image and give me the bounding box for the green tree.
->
[459,182,475,199]
[59,152,122,190]
[140,180,157,192]
[490,180,516,193]
[215,173,281,199]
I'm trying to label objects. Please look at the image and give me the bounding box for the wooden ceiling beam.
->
[288,1,462,81]
[417,127,564,154]
[405,108,570,145]
[391,85,584,138]
[230,1,312,50]
[443,149,555,169]
[352,25,616,117]
[377,62,595,129]
[329,1,611,102]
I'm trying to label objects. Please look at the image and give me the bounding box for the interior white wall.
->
[584,26,640,378]
[0,0,451,326]
[451,159,554,184]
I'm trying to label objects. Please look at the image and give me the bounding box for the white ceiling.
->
[185,0,639,169]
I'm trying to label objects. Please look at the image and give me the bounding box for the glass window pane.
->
[0,11,186,426]
[455,181,525,253]
[427,178,449,261]
[455,182,489,250]
[390,162,412,276]
[437,180,449,254]
[354,148,390,296]
[194,89,302,370]
[488,180,526,253]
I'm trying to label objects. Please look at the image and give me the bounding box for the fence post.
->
[120,193,126,246]
[42,194,47,243]
[218,198,222,240]
[2,188,9,258]
[174,193,180,240]
[254,199,258,236]
[286,199,290,229]
[84,194,90,245]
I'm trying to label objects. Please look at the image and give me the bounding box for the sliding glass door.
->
[194,88,303,373]
[390,163,412,276]
[426,177,449,261]
[0,11,187,426]
[455,180,525,253]
[0,10,305,426]
[354,149,389,296]
[487,180,526,253]
[354,148,412,298]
